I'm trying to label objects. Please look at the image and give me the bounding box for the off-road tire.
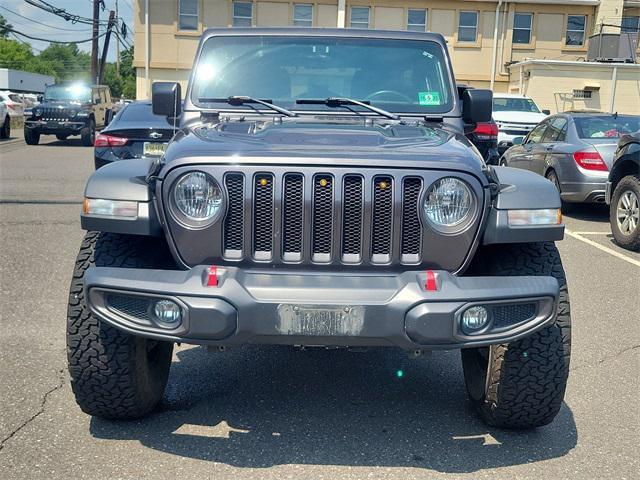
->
[0,115,10,139]
[462,242,571,429]
[24,128,39,145]
[610,175,640,251]
[56,134,69,141]
[67,231,175,419]
[80,119,95,146]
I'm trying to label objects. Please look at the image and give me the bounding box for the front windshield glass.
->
[44,84,91,103]
[493,97,541,113]
[191,36,454,114]
[574,116,640,139]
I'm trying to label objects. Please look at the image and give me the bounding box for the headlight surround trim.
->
[170,171,225,228]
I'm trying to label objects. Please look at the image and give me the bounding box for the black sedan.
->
[94,101,175,170]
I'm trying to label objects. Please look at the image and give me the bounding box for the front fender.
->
[81,159,162,236]
[483,166,564,244]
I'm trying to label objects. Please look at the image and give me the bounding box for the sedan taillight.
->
[573,150,608,171]
[94,133,128,147]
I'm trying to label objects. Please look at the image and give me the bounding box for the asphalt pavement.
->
[0,136,638,480]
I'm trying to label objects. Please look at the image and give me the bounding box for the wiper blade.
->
[198,96,297,117]
[296,97,399,120]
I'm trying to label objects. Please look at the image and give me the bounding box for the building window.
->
[233,1,253,27]
[407,9,427,32]
[293,4,313,27]
[621,16,640,34]
[513,13,533,44]
[566,15,586,46]
[458,11,478,42]
[178,0,198,30]
[350,7,370,29]
[572,89,592,99]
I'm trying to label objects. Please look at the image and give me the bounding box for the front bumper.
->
[25,119,85,135]
[84,266,559,350]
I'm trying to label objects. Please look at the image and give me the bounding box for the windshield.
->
[44,84,91,103]
[493,97,541,113]
[191,35,453,114]
[574,115,640,139]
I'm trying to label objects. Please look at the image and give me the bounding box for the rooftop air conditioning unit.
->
[587,33,638,63]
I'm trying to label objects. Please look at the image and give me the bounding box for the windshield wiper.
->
[296,97,399,120]
[198,95,297,117]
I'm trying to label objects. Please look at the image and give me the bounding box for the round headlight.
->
[68,110,77,118]
[33,107,42,117]
[424,177,476,233]
[173,172,223,223]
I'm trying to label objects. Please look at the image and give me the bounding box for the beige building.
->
[133,0,640,100]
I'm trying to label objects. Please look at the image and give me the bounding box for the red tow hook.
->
[425,270,438,291]
[206,266,219,287]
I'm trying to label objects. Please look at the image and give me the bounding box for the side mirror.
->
[542,109,551,115]
[152,82,182,117]
[462,88,492,124]
[37,94,44,103]
[512,136,525,145]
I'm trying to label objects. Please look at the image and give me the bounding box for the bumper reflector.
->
[507,208,562,226]
[83,198,138,218]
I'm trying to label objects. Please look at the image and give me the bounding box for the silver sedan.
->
[500,113,640,204]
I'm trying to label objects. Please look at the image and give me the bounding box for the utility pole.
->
[115,0,120,76]
[99,10,116,84]
[91,0,100,84]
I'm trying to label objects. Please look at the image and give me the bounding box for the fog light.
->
[153,300,182,327]
[461,306,489,334]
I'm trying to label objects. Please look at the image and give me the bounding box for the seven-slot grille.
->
[38,107,75,121]
[222,172,425,266]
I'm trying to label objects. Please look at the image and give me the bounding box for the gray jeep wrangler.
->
[68,29,570,429]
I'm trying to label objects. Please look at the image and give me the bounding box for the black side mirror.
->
[152,82,182,117]
[542,109,551,115]
[462,88,492,124]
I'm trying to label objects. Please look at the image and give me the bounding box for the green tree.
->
[0,14,13,39]
[38,43,91,82]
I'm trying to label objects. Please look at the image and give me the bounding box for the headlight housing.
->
[33,107,42,117]
[68,110,77,118]
[423,177,477,233]
[172,171,223,224]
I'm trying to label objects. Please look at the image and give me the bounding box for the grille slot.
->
[401,177,423,263]
[371,176,393,262]
[253,174,274,260]
[282,174,304,261]
[223,174,244,258]
[106,294,152,322]
[342,175,363,262]
[312,175,334,262]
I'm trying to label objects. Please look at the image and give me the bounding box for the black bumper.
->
[84,266,559,350]
[25,119,85,135]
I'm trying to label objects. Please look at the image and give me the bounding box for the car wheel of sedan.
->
[461,242,571,429]
[81,119,95,147]
[67,232,176,419]
[24,128,40,145]
[610,175,640,251]
[0,115,10,139]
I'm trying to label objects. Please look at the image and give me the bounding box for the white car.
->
[493,94,549,153]
[0,91,25,119]
[0,101,9,138]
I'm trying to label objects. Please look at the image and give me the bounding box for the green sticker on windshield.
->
[418,91,441,106]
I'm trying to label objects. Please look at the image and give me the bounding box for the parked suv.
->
[24,83,113,146]
[493,93,549,154]
[69,29,570,430]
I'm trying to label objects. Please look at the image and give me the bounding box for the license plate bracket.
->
[277,304,365,336]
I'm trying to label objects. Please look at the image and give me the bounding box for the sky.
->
[1,0,135,62]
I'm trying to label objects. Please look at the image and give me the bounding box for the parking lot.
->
[0,136,638,480]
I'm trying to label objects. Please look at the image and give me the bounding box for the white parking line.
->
[565,229,640,268]
[572,231,610,235]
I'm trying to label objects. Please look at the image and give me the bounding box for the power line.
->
[24,0,110,26]
[0,5,93,31]
[5,26,108,44]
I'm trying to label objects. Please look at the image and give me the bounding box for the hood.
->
[38,100,89,109]
[162,119,485,174]
[493,111,548,124]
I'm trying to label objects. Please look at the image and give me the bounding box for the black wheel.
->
[56,134,69,141]
[81,119,95,146]
[610,175,640,251]
[24,128,40,145]
[67,232,176,419]
[462,242,571,429]
[0,115,10,139]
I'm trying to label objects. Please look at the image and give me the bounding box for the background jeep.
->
[68,29,570,430]
[24,83,113,146]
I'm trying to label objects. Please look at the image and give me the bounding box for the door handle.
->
[545,145,554,151]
